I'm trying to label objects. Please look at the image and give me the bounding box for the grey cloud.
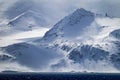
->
[0,0,120,25]
[93,0,120,17]
[33,0,120,18]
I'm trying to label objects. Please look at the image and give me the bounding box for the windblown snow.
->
[0,8,120,73]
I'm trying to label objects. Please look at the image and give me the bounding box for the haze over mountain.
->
[0,7,120,72]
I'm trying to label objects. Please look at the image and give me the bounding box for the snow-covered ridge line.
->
[0,8,120,72]
[8,12,26,24]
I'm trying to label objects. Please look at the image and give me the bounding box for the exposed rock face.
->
[69,45,109,63]
[110,29,120,39]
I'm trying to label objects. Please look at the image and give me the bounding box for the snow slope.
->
[43,8,95,42]
[0,0,51,37]
[40,8,120,72]
[0,28,48,47]
[0,8,120,72]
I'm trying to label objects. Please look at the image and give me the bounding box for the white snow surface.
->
[0,28,49,47]
[0,8,120,72]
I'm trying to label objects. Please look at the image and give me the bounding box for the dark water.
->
[0,73,120,80]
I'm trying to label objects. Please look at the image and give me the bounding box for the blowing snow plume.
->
[0,0,120,72]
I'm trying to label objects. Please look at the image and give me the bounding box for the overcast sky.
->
[0,0,120,72]
[33,0,120,17]
[0,0,120,25]
[34,0,120,17]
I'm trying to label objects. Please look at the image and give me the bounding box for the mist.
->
[0,0,120,26]
[0,0,120,72]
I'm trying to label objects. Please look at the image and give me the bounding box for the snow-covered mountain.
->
[7,10,48,30]
[0,8,120,72]
[5,0,49,30]
[41,8,120,72]
[43,8,95,40]
[0,0,51,37]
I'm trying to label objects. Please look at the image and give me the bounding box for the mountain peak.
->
[43,8,95,40]
[72,8,94,17]
[67,8,95,26]
[75,8,89,13]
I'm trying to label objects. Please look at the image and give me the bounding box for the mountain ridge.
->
[0,8,120,72]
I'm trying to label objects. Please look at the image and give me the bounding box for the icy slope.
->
[43,8,95,42]
[0,27,48,47]
[1,8,120,72]
[42,8,120,72]
[0,0,50,37]
[0,43,64,72]
[7,10,48,31]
